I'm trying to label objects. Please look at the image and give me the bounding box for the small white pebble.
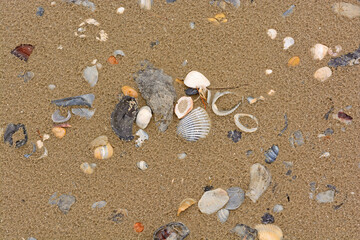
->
[177,152,187,160]
[48,84,56,90]
[267,29,277,40]
[43,134,50,141]
[96,63,102,70]
[91,59,97,65]
[267,89,276,96]
[273,204,284,213]
[319,152,330,158]
[116,7,125,14]
[265,69,273,75]
[57,45,63,50]
[190,22,195,29]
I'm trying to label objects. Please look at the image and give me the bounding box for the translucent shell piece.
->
[121,86,138,98]
[80,162,96,174]
[267,29,277,40]
[184,71,210,89]
[255,224,283,240]
[234,113,259,133]
[177,107,211,142]
[212,91,241,116]
[52,110,71,123]
[175,96,193,119]
[177,198,197,216]
[94,143,113,159]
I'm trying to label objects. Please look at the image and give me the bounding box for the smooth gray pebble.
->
[273,204,284,213]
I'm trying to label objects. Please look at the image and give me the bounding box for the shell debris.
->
[217,208,229,223]
[137,160,148,170]
[174,96,193,119]
[246,163,271,203]
[212,91,241,116]
[52,127,66,138]
[177,198,196,216]
[234,113,259,133]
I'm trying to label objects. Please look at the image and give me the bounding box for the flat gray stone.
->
[316,190,335,203]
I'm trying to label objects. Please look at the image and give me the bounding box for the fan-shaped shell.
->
[177,198,197,216]
[255,224,283,240]
[177,107,210,142]
[217,209,229,223]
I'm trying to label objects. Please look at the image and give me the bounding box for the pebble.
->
[314,67,332,82]
[49,193,76,214]
[283,37,294,50]
[92,201,107,209]
[261,213,275,224]
[36,7,44,16]
[116,7,125,14]
[225,187,244,210]
[198,188,229,214]
[27,238,37,240]
[273,204,284,213]
[230,224,258,239]
[190,22,195,29]
[135,129,149,147]
[316,190,335,203]
[137,160,148,170]
[265,69,273,75]
[177,152,187,160]
[289,130,304,147]
[83,65,98,87]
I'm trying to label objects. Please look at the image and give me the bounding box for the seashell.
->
[107,56,118,65]
[3,123,28,148]
[265,69,273,75]
[11,44,34,62]
[283,37,294,50]
[96,30,108,42]
[332,2,360,19]
[328,45,342,57]
[261,213,275,224]
[52,127,66,138]
[38,147,48,159]
[134,222,144,233]
[311,44,329,60]
[206,89,212,104]
[83,65,98,87]
[177,107,211,142]
[24,143,36,158]
[184,71,210,89]
[198,188,229,214]
[246,163,271,203]
[267,29,277,40]
[52,110,71,123]
[185,88,199,96]
[178,152,187,160]
[282,4,295,17]
[273,204,284,213]
[234,113,259,133]
[139,0,153,10]
[18,71,35,82]
[136,106,152,129]
[116,7,125,14]
[113,50,125,57]
[90,135,108,148]
[94,143,113,159]
[268,90,276,96]
[91,200,106,209]
[121,86,138,98]
[212,91,241,116]
[255,224,283,240]
[80,162,96,174]
[314,66,332,82]
[288,56,300,66]
[175,96,193,119]
[225,187,245,210]
[332,111,353,125]
[51,94,95,107]
[153,222,190,240]
[135,129,149,147]
[36,140,44,149]
[177,198,196,216]
[137,160,148,170]
[71,108,95,120]
[48,84,56,90]
[43,134,50,140]
[264,145,279,164]
[217,209,229,223]
[230,224,258,239]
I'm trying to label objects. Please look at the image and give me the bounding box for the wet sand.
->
[1,0,359,239]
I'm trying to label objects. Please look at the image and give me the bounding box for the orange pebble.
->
[121,86,138,98]
[134,222,144,233]
[107,56,119,65]
[52,127,66,139]
[288,56,300,66]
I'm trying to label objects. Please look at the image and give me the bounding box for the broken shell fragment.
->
[267,29,277,40]
[234,113,259,133]
[38,147,48,159]
[311,44,329,60]
[265,69,273,75]
[230,224,258,239]
[246,163,271,203]
[11,44,34,62]
[332,2,360,19]
[139,0,153,10]
[333,111,353,124]
[136,106,152,129]
[177,198,196,216]
[198,188,229,214]
[153,222,190,240]
[80,162,96,174]
[177,107,211,142]
[175,96,193,119]
[83,65,98,87]
[217,209,229,223]
[121,86,138,98]
[113,50,125,57]
[212,91,241,116]
[36,140,44,149]
[283,37,294,50]
[288,56,300,66]
[135,129,149,147]
[90,135,108,148]
[71,108,95,120]
[52,127,66,138]
[264,145,279,164]
[137,160,148,170]
[94,143,113,159]
[52,110,71,123]
[255,224,283,240]
[314,66,332,82]
[51,94,95,107]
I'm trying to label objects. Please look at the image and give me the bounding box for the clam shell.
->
[283,37,294,50]
[184,71,210,89]
[177,198,196,216]
[212,91,241,116]
[267,29,277,40]
[234,113,259,133]
[136,106,152,129]
[311,44,329,60]
[246,163,271,203]
[217,209,229,223]
[175,96,193,119]
[137,160,148,170]
[255,224,283,240]
[177,107,210,142]
[264,145,279,164]
[314,66,332,82]
[52,127,66,138]
[198,188,229,214]
[94,143,113,159]
[225,187,245,210]
[52,110,71,123]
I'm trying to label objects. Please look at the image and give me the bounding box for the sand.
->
[1,0,359,239]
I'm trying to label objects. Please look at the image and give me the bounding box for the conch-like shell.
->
[177,107,211,142]
[184,71,210,89]
[311,44,329,60]
[174,96,193,119]
[94,143,113,159]
[212,91,241,116]
[255,224,283,240]
[246,163,271,203]
[177,198,196,216]
[136,106,152,129]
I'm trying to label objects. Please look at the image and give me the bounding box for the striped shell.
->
[264,145,279,164]
[94,143,113,159]
[177,107,210,142]
[217,209,229,223]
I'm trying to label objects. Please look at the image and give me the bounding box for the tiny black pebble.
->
[203,185,214,192]
[185,88,199,96]
[286,170,292,176]
[261,213,275,224]
[21,199,25,202]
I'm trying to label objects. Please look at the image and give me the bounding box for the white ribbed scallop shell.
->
[177,107,210,142]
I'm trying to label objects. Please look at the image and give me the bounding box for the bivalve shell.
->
[246,163,271,203]
[314,67,332,82]
[121,86,138,98]
[255,224,283,240]
[184,71,210,89]
[136,106,152,129]
[225,187,245,210]
[137,160,148,170]
[177,107,210,142]
[198,188,229,214]
[94,143,113,159]
[311,44,329,60]
[52,127,66,138]
[174,96,193,119]
[177,198,197,216]
[217,209,229,223]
